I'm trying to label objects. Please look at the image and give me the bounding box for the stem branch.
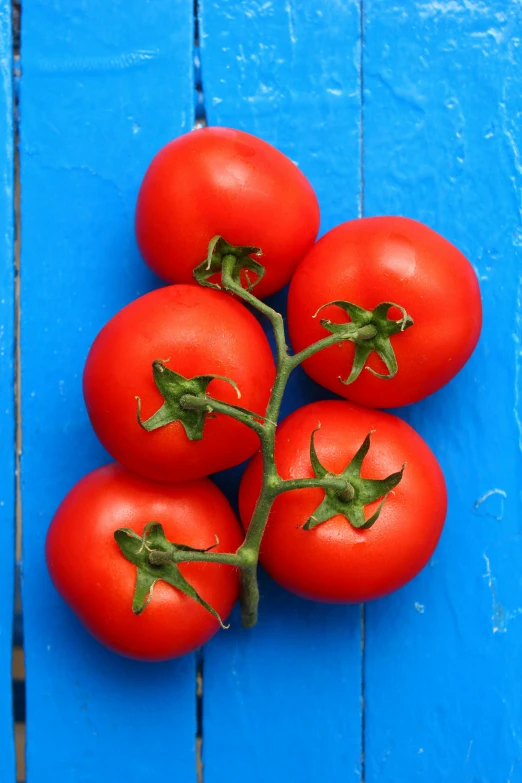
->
[275,476,353,495]
[180,394,266,438]
[290,330,357,369]
[148,550,242,567]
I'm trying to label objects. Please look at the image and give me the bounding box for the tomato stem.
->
[143,243,412,628]
[195,262,364,627]
[288,331,358,369]
[274,476,353,495]
[148,549,241,567]
[238,566,260,628]
[179,393,267,437]
[115,237,413,632]
[222,255,288,366]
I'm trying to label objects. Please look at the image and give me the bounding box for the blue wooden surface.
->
[200,2,364,781]
[0,0,15,779]
[362,3,522,781]
[3,1,520,781]
[19,2,197,780]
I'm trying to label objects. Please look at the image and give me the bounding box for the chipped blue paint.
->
[474,488,507,521]
[0,0,15,779]
[19,2,196,780]
[30,50,162,75]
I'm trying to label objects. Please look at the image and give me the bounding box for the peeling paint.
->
[474,488,507,520]
[515,274,522,451]
[483,553,506,633]
[483,554,522,634]
[284,0,297,45]
[31,49,160,75]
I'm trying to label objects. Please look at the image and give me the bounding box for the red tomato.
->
[46,464,243,660]
[239,401,447,603]
[83,284,275,482]
[287,217,482,407]
[135,127,320,298]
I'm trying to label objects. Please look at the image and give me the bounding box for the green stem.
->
[221,255,287,366]
[275,476,353,495]
[234,472,354,628]
[179,393,267,438]
[148,550,241,567]
[266,359,292,425]
[239,566,260,628]
[289,329,356,369]
[236,483,277,628]
[239,485,277,561]
[176,259,369,628]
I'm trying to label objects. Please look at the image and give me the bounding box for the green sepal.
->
[114,522,228,628]
[344,343,373,385]
[193,235,265,292]
[304,430,405,531]
[136,360,240,441]
[317,300,414,384]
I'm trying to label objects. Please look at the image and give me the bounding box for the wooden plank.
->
[199,2,364,780]
[0,1,15,780]
[19,3,196,780]
[363,2,522,781]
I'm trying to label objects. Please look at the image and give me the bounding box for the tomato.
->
[287,216,482,407]
[135,127,320,298]
[83,284,275,482]
[239,401,447,603]
[46,464,243,660]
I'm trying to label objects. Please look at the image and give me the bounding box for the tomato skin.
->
[135,127,320,298]
[287,216,482,407]
[83,284,275,482]
[46,464,243,660]
[239,401,447,603]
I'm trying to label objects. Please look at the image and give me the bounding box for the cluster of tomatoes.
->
[46,127,482,661]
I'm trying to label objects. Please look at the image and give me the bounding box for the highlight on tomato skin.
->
[239,400,447,604]
[45,464,244,661]
[135,126,320,299]
[287,216,482,408]
[83,284,276,483]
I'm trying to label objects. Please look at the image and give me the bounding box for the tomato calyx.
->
[136,360,240,441]
[193,235,265,292]
[316,300,414,384]
[114,522,229,627]
[303,428,405,530]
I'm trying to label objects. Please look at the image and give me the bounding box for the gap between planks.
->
[12,0,25,781]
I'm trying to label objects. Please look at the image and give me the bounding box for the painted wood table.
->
[1,1,521,781]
